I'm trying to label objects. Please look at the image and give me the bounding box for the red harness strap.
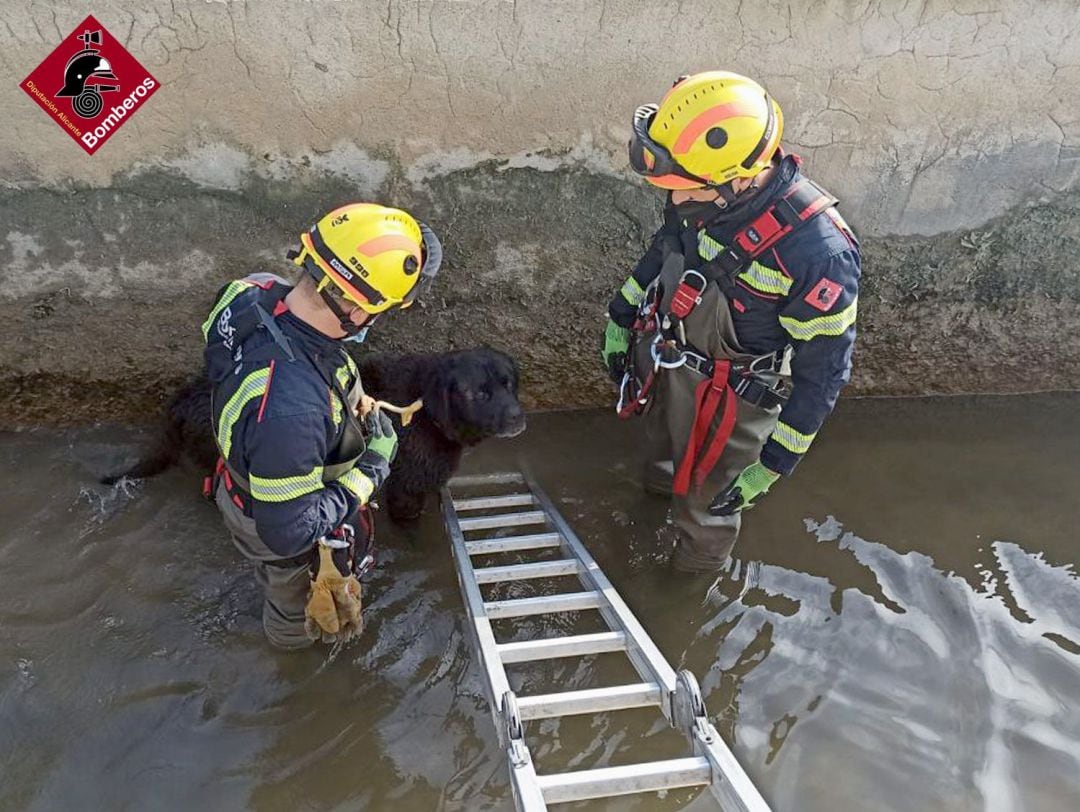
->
[673,360,738,496]
[617,367,656,420]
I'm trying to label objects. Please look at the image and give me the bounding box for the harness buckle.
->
[669,270,708,319]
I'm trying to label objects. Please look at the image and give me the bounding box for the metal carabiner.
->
[650,333,687,370]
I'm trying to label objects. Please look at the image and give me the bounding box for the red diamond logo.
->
[804,278,843,312]
[19,14,159,155]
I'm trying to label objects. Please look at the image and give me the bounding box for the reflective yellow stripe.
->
[620,277,645,306]
[249,467,325,502]
[738,263,792,296]
[201,280,255,342]
[698,231,791,296]
[216,367,271,458]
[335,468,374,502]
[771,421,817,455]
[698,231,724,260]
[330,390,344,427]
[334,363,352,393]
[780,298,858,341]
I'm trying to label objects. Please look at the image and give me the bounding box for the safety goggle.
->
[628,104,715,188]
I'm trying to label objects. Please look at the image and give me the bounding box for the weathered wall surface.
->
[1,0,1079,424]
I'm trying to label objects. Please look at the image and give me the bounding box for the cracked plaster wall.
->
[1,0,1079,423]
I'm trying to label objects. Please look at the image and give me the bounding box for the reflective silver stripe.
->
[780,299,857,341]
[771,420,817,455]
[620,277,646,306]
[249,467,325,502]
[698,231,791,296]
[737,262,792,296]
[201,280,255,342]
[335,468,374,502]
[216,367,271,459]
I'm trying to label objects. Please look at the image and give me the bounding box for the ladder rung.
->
[454,493,536,511]
[465,532,562,556]
[483,590,605,619]
[458,511,547,532]
[517,682,662,720]
[474,559,582,584]
[497,631,627,664]
[537,757,712,804]
[448,472,524,488]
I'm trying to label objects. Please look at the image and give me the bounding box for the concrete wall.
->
[2,0,1079,423]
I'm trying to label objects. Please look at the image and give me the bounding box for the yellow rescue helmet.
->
[291,203,441,315]
[629,71,784,190]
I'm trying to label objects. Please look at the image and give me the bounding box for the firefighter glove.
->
[603,318,631,383]
[304,542,364,643]
[708,461,780,516]
[364,409,398,463]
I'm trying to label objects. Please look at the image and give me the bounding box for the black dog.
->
[103,348,526,522]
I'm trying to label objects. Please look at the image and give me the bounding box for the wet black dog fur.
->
[102,348,526,522]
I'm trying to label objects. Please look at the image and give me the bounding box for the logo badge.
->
[19,15,159,155]
[804,278,843,312]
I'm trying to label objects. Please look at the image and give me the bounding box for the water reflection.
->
[690,516,1080,812]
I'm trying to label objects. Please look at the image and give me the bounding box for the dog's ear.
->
[422,360,457,428]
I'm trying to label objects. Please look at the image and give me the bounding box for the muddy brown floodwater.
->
[2,394,1079,811]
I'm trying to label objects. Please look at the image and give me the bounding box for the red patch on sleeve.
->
[732,298,746,313]
[804,278,843,312]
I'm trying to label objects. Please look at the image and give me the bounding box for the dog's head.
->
[422,348,526,446]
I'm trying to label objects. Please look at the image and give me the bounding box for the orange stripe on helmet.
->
[672,100,760,155]
[356,234,420,261]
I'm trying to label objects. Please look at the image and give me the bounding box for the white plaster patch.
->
[0,249,217,300]
[6,231,44,265]
[255,144,390,195]
[405,147,495,186]
[489,241,541,287]
[308,143,391,196]
[161,143,253,191]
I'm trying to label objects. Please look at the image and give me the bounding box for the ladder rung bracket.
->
[448,472,524,489]
[465,532,562,556]
[497,631,627,664]
[537,757,712,804]
[517,682,662,720]
[458,511,548,532]
[453,493,536,511]
[483,591,605,619]
[475,559,581,584]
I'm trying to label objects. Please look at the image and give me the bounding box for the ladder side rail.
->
[694,720,772,812]
[525,475,679,701]
[440,487,516,744]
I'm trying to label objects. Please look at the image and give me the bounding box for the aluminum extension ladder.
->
[441,471,770,811]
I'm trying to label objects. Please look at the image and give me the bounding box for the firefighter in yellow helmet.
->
[202,203,442,648]
[604,71,861,572]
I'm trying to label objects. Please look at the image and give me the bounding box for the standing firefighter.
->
[603,71,860,573]
[203,203,441,649]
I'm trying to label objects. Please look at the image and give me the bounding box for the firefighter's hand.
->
[304,542,364,643]
[602,318,630,383]
[363,409,398,463]
[708,461,780,516]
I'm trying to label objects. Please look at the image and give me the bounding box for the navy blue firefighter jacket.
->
[202,274,386,558]
[609,155,861,476]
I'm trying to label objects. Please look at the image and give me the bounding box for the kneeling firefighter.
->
[603,71,860,573]
[203,203,442,649]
